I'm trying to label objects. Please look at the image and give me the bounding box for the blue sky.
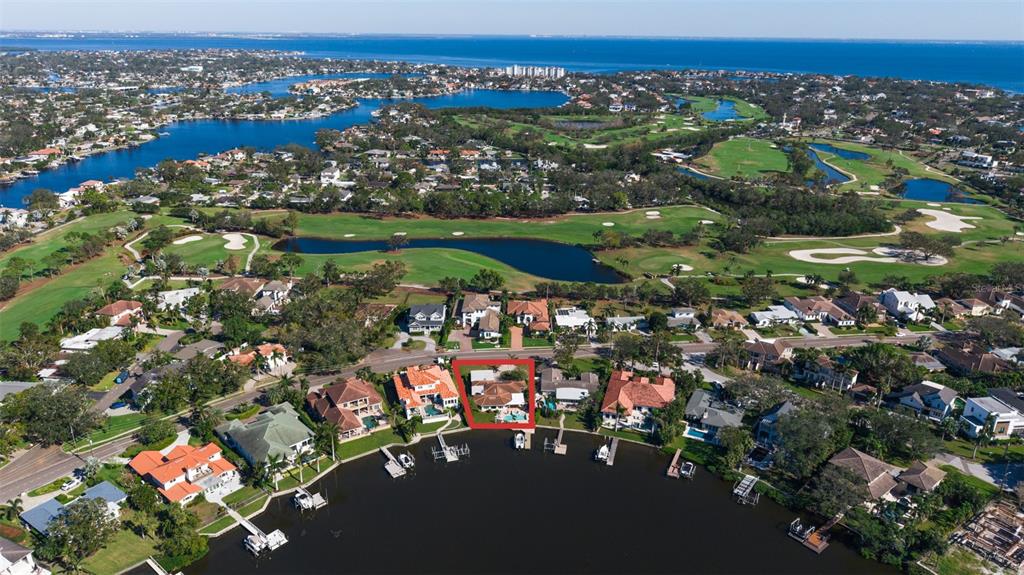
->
[2,0,1021,41]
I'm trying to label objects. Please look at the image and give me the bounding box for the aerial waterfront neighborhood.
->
[0,7,1022,575]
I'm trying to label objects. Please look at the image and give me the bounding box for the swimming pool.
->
[500,412,528,423]
[684,427,708,441]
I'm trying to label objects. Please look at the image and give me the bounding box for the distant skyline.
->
[2,0,1022,42]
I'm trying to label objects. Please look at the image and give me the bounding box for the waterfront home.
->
[743,340,793,372]
[683,389,744,443]
[227,342,291,374]
[306,377,384,440]
[879,288,935,322]
[157,287,201,311]
[407,304,447,334]
[477,309,502,340]
[472,380,527,412]
[827,447,899,501]
[392,364,460,420]
[20,481,127,536]
[217,277,265,299]
[604,315,647,332]
[215,403,314,467]
[507,299,550,333]
[94,299,144,327]
[935,345,1011,375]
[754,401,797,448]
[539,368,600,408]
[793,354,859,392]
[960,390,1024,439]
[709,308,748,329]
[0,536,50,575]
[458,293,500,327]
[749,305,799,328]
[129,443,240,504]
[885,381,959,420]
[897,461,946,494]
[667,307,700,330]
[835,291,887,320]
[600,370,675,431]
[59,326,123,352]
[554,306,595,334]
[782,296,854,326]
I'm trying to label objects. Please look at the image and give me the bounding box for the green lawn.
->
[80,528,158,575]
[454,111,708,148]
[336,420,449,461]
[66,413,150,452]
[921,545,1004,575]
[522,336,553,347]
[163,233,254,268]
[943,438,1024,465]
[695,137,789,180]
[237,495,269,518]
[276,457,331,491]
[27,476,69,497]
[222,486,262,508]
[198,515,237,535]
[0,212,136,279]
[807,139,959,192]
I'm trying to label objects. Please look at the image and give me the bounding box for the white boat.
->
[370,109,382,118]
[514,432,526,450]
[398,452,415,469]
[594,443,610,462]
[680,461,696,478]
[293,491,313,510]
[158,131,170,136]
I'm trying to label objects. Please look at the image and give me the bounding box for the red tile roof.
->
[128,443,236,502]
[392,365,458,409]
[95,300,142,316]
[600,370,675,415]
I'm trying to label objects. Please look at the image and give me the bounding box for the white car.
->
[60,477,81,492]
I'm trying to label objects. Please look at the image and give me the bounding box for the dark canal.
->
[184,430,891,575]
[273,237,626,284]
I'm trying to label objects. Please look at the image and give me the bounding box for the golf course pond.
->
[273,236,627,283]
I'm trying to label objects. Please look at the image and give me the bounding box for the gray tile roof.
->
[216,403,313,465]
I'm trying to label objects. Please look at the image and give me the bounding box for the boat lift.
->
[733,474,761,505]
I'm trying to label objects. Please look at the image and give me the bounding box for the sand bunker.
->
[645,211,661,216]
[917,208,981,232]
[343,233,355,238]
[451,231,464,236]
[392,232,407,236]
[602,222,615,227]
[222,233,247,250]
[172,235,203,245]
[672,263,694,272]
[583,144,608,149]
[927,202,942,207]
[788,248,897,265]
[788,247,948,266]
[699,219,715,225]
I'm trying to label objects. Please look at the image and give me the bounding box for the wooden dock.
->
[606,438,619,466]
[733,474,761,505]
[433,433,469,462]
[667,449,682,478]
[524,430,533,450]
[294,486,327,510]
[554,428,567,455]
[380,447,406,478]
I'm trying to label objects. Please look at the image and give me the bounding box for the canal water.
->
[0,89,568,208]
[225,72,421,97]
[274,237,625,284]
[899,178,982,204]
[184,429,890,575]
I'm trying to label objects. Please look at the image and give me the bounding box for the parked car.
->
[110,401,128,409]
[60,476,81,492]
[114,370,130,384]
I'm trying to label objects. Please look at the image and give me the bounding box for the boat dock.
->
[225,507,287,555]
[544,428,568,455]
[789,514,840,553]
[605,438,620,466]
[733,474,761,505]
[667,449,696,479]
[144,557,181,575]
[432,432,470,462]
[293,486,327,510]
[524,430,533,449]
[667,449,682,478]
[380,446,407,478]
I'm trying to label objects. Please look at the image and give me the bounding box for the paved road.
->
[0,333,929,502]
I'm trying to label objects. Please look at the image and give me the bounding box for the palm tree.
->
[266,453,286,491]
[974,414,997,459]
[314,421,339,460]
[4,498,23,521]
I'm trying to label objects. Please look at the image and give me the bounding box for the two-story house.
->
[392,365,460,420]
[960,389,1024,439]
[458,293,500,327]
[744,340,793,372]
[783,296,855,326]
[407,304,447,334]
[95,299,144,327]
[507,299,550,333]
[306,377,384,439]
[0,536,50,575]
[879,288,935,322]
[885,381,959,420]
[129,443,240,505]
[600,370,675,431]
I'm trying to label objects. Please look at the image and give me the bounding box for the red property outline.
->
[451,358,536,430]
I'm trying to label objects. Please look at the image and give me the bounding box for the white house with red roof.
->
[128,443,240,505]
[600,370,675,431]
[391,365,460,421]
[227,343,291,374]
[94,299,144,327]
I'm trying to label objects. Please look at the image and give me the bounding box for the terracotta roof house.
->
[710,308,747,329]
[935,345,1011,375]
[898,461,946,493]
[95,299,143,327]
[392,365,460,420]
[307,377,384,439]
[215,403,314,466]
[601,370,675,431]
[472,380,527,411]
[129,443,240,504]
[828,447,899,500]
[934,298,970,319]
[507,299,550,333]
[227,343,290,373]
[217,277,265,298]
